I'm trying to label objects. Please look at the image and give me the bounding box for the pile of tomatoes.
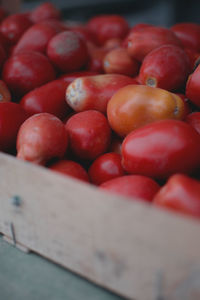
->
[0,2,200,219]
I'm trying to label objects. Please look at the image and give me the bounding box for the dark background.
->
[22,0,200,26]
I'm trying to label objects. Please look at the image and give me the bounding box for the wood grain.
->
[0,152,200,300]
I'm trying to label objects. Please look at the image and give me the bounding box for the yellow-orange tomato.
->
[0,80,11,103]
[107,85,185,136]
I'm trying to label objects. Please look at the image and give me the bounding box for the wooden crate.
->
[0,152,200,300]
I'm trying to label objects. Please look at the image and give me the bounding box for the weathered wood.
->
[0,152,200,300]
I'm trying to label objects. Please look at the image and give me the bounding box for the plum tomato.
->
[49,159,89,182]
[30,2,61,23]
[88,152,124,185]
[0,80,11,103]
[47,31,89,72]
[122,120,200,179]
[100,175,160,202]
[186,64,200,107]
[126,26,182,61]
[17,113,68,164]
[139,45,190,91]
[2,51,56,97]
[103,47,139,76]
[107,85,185,137]
[87,14,129,46]
[153,174,200,218]
[65,110,111,160]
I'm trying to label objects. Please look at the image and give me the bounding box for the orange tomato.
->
[107,85,185,136]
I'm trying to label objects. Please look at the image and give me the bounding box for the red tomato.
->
[86,45,107,73]
[186,112,200,134]
[89,152,124,185]
[17,113,68,165]
[139,45,190,91]
[153,174,200,218]
[47,31,89,72]
[2,51,56,97]
[12,19,66,55]
[122,120,200,179]
[49,160,89,182]
[100,175,160,202]
[171,23,200,51]
[87,15,129,46]
[126,26,182,61]
[20,78,70,119]
[0,13,33,45]
[66,74,134,114]
[0,103,27,151]
[103,47,139,76]
[30,2,61,23]
[65,110,111,160]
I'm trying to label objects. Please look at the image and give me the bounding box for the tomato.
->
[47,31,89,72]
[0,13,33,45]
[186,112,200,134]
[66,74,134,114]
[86,45,107,73]
[186,64,200,107]
[100,175,160,202]
[3,51,56,97]
[139,45,190,91]
[12,19,66,55]
[153,174,200,218]
[126,26,182,61]
[49,160,89,182]
[30,2,61,23]
[20,78,70,119]
[0,102,27,151]
[89,152,124,185]
[122,120,200,179]
[87,14,129,46]
[107,85,185,137]
[17,113,68,164]
[103,47,139,76]
[171,23,200,51]
[103,38,122,50]
[65,110,111,160]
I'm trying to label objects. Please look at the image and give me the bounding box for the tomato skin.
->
[89,152,124,185]
[66,74,133,114]
[139,45,190,91]
[126,26,182,62]
[103,38,122,51]
[47,31,89,72]
[103,48,139,76]
[122,120,200,179]
[12,20,65,55]
[49,160,89,182]
[17,113,68,164]
[100,175,160,202]
[107,85,185,137]
[153,174,200,218]
[171,23,200,51]
[86,46,107,73]
[20,78,70,119]
[186,65,200,107]
[87,15,129,46]
[65,110,111,160]
[184,48,200,72]
[0,103,27,151]
[0,13,33,45]
[30,2,61,23]
[2,51,56,97]
[186,112,200,134]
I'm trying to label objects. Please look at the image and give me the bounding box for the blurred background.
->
[19,0,200,26]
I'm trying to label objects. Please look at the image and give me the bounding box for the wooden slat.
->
[0,152,200,300]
